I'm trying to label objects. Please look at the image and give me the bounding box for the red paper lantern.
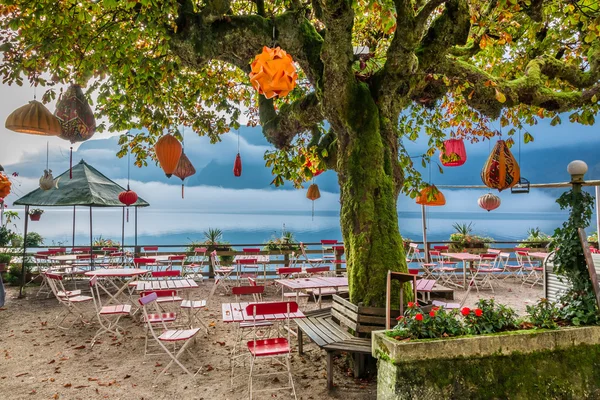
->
[415,185,446,206]
[233,153,242,177]
[119,189,138,206]
[478,193,501,212]
[439,138,467,167]
[155,134,182,178]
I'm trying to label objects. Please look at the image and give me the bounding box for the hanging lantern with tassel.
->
[173,152,196,198]
[55,84,96,179]
[155,134,182,178]
[0,173,11,199]
[478,193,501,212]
[439,138,467,167]
[5,100,61,136]
[415,185,446,206]
[481,140,520,191]
[233,153,242,177]
[119,187,138,222]
[249,46,298,99]
[306,183,321,220]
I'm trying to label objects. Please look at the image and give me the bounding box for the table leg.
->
[298,329,304,355]
[318,288,322,309]
[326,351,334,390]
[463,260,467,288]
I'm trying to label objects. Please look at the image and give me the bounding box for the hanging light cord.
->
[127,133,131,190]
[46,141,49,171]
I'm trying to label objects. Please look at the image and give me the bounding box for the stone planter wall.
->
[373,326,600,399]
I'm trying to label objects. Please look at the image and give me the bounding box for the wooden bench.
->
[295,307,371,390]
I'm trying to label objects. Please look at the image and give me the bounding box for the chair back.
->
[246,301,298,316]
[305,266,330,275]
[143,246,159,256]
[211,250,222,269]
[242,248,261,253]
[236,258,258,265]
[321,240,337,259]
[277,267,302,275]
[487,249,501,255]
[320,240,337,245]
[433,245,449,251]
[151,270,181,279]
[134,257,155,268]
[299,242,310,260]
[232,285,265,302]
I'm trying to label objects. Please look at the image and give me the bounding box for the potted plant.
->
[0,253,11,273]
[588,231,598,249]
[186,228,234,275]
[517,227,552,251]
[449,222,493,252]
[402,237,412,252]
[264,230,300,253]
[29,208,44,221]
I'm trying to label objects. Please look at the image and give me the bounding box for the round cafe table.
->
[84,268,149,306]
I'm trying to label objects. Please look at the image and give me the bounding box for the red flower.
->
[415,313,423,321]
[432,306,440,311]
[429,311,436,318]
[461,307,471,316]
[475,308,483,317]
[396,315,404,321]
[407,302,415,308]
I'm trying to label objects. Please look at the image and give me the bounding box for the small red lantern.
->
[233,153,242,177]
[119,188,138,222]
[439,138,467,167]
[478,193,501,212]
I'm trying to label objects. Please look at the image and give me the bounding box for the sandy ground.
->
[0,278,543,400]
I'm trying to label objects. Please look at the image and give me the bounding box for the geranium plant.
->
[391,302,466,340]
[449,222,493,252]
[462,299,518,335]
[29,208,44,215]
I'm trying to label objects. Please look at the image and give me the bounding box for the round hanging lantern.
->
[233,153,242,177]
[0,173,11,199]
[119,189,138,206]
[481,140,520,191]
[415,185,446,206]
[307,183,321,201]
[39,169,60,191]
[439,138,467,167]
[55,84,96,143]
[155,134,182,178]
[478,193,501,212]
[5,100,61,136]
[173,151,196,198]
[249,46,298,99]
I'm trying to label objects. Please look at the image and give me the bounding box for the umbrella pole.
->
[134,207,138,257]
[72,206,76,250]
[121,207,125,254]
[89,207,94,270]
[421,205,429,263]
[0,199,4,226]
[19,205,29,298]
[596,187,600,243]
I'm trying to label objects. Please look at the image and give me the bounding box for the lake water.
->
[4,208,590,249]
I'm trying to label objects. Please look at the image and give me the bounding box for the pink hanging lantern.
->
[478,193,501,212]
[439,138,467,167]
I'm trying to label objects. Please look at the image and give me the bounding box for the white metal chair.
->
[298,242,325,268]
[89,275,131,347]
[430,250,458,287]
[246,301,298,400]
[209,250,235,297]
[138,292,200,376]
[184,247,207,282]
[518,251,543,287]
[45,272,93,329]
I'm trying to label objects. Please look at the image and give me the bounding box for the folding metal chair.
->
[247,302,298,400]
[143,246,159,257]
[165,255,186,272]
[469,253,501,293]
[498,251,523,280]
[184,247,207,282]
[320,239,338,261]
[298,242,325,268]
[139,292,200,376]
[430,250,458,287]
[518,251,543,287]
[209,250,235,297]
[45,272,93,329]
[89,275,131,347]
[236,258,259,284]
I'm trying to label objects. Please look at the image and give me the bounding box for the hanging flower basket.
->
[29,209,44,221]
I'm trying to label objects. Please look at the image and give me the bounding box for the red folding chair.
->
[210,250,235,297]
[138,292,200,376]
[517,251,543,287]
[166,254,186,271]
[89,275,131,347]
[45,272,93,329]
[185,247,207,282]
[236,258,259,283]
[246,302,298,400]
[143,246,159,257]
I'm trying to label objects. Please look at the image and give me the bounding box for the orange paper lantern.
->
[155,134,182,178]
[0,173,11,199]
[481,140,520,191]
[415,185,445,206]
[5,100,61,136]
[249,46,298,99]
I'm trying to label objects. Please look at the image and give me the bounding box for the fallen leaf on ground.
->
[29,389,36,395]
[15,372,29,377]
[216,341,225,346]
[73,345,86,350]
[208,322,216,327]
[48,360,56,364]
[205,365,213,371]
[50,378,55,382]
[155,362,162,367]
[88,377,98,381]
[123,374,131,379]
[64,383,72,388]
[74,385,89,389]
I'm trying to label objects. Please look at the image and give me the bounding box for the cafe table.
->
[84,268,149,305]
[275,276,348,308]
[440,253,481,288]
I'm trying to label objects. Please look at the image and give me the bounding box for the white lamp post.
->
[567,160,588,184]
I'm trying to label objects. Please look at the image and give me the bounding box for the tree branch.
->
[259,93,324,149]
[414,0,447,38]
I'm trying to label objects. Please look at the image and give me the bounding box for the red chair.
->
[143,246,159,257]
[45,272,93,329]
[89,275,131,347]
[236,258,259,282]
[186,247,207,282]
[246,302,298,399]
[166,254,186,271]
[321,240,338,261]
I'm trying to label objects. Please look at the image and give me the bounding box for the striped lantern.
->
[5,100,61,136]
[481,140,520,191]
[478,193,501,212]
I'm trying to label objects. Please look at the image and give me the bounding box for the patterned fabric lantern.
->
[39,169,60,191]
[478,193,501,212]
[0,173,11,199]
[439,138,467,167]
[481,140,520,191]
[249,46,298,99]
[155,134,182,178]
[173,152,196,198]
[119,188,138,222]
[5,100,61,136]
[233,153,242,177]
[415,185,446,206]
[55,84,96,143]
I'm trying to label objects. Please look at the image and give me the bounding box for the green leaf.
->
[523,132,534,143]
[495,89,507,103]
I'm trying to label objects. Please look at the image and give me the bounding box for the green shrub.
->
[517,227,552,248]
[526,298,561,329]
[462,299,518,335]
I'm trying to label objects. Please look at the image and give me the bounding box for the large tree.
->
[1,0,599,307]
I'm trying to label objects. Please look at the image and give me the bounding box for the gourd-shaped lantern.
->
[5,100,61,136]
[0,173,11,199]
[415,185,446,206]
[307,183,321,220]
[39,170,60,191]
[439,138,467,167]
[155,134,182,178]
[249,46,298,99]
[481,140,520,191]
[478,193,501,212]
[233,153,242,177]
[55,84,96,143]
[173,151,196,198]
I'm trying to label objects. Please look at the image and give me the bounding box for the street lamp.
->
[567,160,588,184]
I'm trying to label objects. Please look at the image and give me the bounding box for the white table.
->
[441,253,481,288]
[84,268,149,306]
